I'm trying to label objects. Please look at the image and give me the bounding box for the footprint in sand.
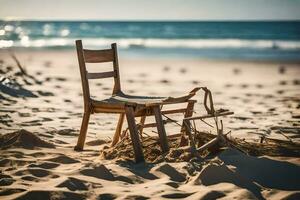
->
[127,79,135,83]
[160,79,170,84]
[57,177,88,191]
[233,116,252,121]
[18,112,30,117]
[86,139,107,146]
[80,164,133,184]
[240,84,249,88]
[55,77,67,82]
[44,77,52,82]
[279,80,287,85]
[0,158,14,167]
[98,193,117,200]
[0,174,15,186]
[163,66,170,72]
[20,120,43,127]
[277,90,285,94]
[80,164,114,180]
[165,181,179,188]
[256,84,263,88]
[35,71,42,75]
[195,163,262,199]
[230,96,239,100]
[64,99,72,103]
[13,190,86,200]
[195,191,226,199]
[139,73,147,77]
[0,188,26,197]
[0,114,13,127]
[124,195,150,200]
[191,80,200,85]
[179,68,187,74]
[15,168,50,178]
[292,114,300,119]
[28,162,59,169]
[154,163,186,182]
[233,68,241,75]
[161,192,194,199]
[54,129,77,136]
[21,175,38,181]
[47,155,79,164]
[263,94,274,99]
[31,107,40,112]
[268,108,276,112]
[37,90,54,96]
[53,139,69,144]
[278,65,286,74]
[58,116,70,120]
[293,79,300,85]
[44,61,52,68]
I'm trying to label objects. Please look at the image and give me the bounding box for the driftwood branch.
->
[197,118,227,153]
[10,53,27,75]
[9,52,42,85]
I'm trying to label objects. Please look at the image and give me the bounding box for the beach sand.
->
[0,49,300,199]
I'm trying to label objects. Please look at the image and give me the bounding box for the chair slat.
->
[83,49,114,63]
[87,71,116,79]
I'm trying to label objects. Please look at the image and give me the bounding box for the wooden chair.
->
[74,40,200,162]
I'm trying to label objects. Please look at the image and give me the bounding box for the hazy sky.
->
[1,0,300,21]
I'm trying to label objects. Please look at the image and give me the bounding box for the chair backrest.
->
[75,40,121,111]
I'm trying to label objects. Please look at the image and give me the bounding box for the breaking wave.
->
[1,38,300,50]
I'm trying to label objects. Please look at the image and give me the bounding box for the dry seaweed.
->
[100,131,300,163]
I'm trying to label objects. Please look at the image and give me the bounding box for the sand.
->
[0,49,300,199]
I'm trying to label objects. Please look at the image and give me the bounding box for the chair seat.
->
[91,88,200,114]
[91,92,166,113]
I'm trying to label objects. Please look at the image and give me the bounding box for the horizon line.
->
[1,18,300,22]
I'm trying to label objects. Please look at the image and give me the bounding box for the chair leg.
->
[111,113,125,147]
[139,116,146,139]
[74,111,91,151]
[183,119,197,155]
[180,101,195,146]
[152,106,169,153]
[125,106,145,163]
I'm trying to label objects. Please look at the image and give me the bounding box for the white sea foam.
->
[1,38,300,50]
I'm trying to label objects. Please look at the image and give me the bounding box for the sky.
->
[0,0,300,21]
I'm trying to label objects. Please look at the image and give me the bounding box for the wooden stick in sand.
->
[10,53,27,75]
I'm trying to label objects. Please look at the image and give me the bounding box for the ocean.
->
[0,20,300,60]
